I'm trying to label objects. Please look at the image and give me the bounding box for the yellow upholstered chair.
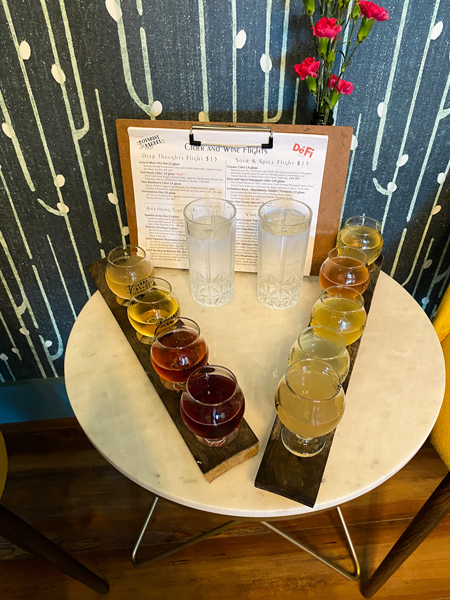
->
[0,433,6,502]
[0,430,108,594]
[361,287,450,597]
[430,290,450,467]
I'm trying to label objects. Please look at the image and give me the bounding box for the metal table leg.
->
[131,496,240,565]
[131,499,360,582]
[261,507,360,581]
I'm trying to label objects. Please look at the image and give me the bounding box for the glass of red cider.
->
[150,317,208,390]
[180,365,245,447]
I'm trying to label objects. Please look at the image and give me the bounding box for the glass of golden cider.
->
[311,285,367,346]
[127,278,180,345]
[289,325,350,383]
[275,358,345,457]
[319,246,369,294]
[105,245,155,305]
[337,216,383,266]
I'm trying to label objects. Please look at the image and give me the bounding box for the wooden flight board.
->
[254,255,384,507]
[86,258,259,483]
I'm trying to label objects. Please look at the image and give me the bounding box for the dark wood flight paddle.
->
[254,255,384,507]
[86,258,259,483]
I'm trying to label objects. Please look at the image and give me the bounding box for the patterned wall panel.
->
[0,0,448,381]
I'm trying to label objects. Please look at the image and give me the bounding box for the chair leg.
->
[0,503,109,594]
[361,470,450,598]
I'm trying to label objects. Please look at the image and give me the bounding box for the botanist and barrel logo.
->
[137,134,164,150]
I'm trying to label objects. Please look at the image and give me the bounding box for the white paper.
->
[128,127,328,274]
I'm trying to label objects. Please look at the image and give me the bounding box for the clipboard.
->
[116,120,353,275]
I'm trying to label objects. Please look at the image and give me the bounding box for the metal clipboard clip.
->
[189,124,273,149]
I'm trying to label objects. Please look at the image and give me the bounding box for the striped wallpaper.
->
[0,0,448,381]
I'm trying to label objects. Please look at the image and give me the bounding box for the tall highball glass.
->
[183,198,236,307]
[257,198,312,309]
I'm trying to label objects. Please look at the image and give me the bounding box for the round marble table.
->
[65,269,444,520]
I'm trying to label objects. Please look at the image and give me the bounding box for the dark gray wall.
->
[0,0,449,381]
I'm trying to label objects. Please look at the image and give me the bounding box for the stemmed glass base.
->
[159,376,185,391]
[115,296,130,306]
[136,332,154,346]
[195,427,239,447]
[281,425,325,457]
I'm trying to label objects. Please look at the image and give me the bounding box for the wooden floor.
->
[0,418,449,600]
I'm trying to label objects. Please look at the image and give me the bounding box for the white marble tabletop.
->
[64,269,445,518]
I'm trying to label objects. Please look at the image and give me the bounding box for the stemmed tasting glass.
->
[311,285,367,346]
[180,365,245,447]
[127,278,180,345]
[337,216,383,266]
[275,358,345,457]
[319,246,369,294]
[105,245,154,306]
[289,325,350,383]
[150,317,209,390]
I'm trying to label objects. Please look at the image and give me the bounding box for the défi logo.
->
[292,143,314,158]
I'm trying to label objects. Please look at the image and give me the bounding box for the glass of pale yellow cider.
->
[105,245,154,305]
[289,325,350,382]
[275,358,345,457]
[310,285,367,346]
[337,215,383,266]
[127,278,180,345]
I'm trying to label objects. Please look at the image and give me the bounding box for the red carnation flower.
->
[359,1,389,21]
[312,17,342,39]
[328,74,354,95]
[294,57,320,80]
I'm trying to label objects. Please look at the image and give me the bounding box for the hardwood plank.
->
[0,504,108,594]
[361,471,450,598]
[2,522,450,600]
[1,420,450,600]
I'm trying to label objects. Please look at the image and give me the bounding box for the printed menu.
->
[128,127,328,274]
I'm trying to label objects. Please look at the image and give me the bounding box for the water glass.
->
[337,215,383,265]
[183,198,236,307]
[311,285,367,346]
[319,246,369,293]
[181,365,245,447]
[150,317,209,390]
[105,245,154,305]
[127,278,180,345]
[275,358,345,457]
[257,198,312,309]
[289,325,350,382]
